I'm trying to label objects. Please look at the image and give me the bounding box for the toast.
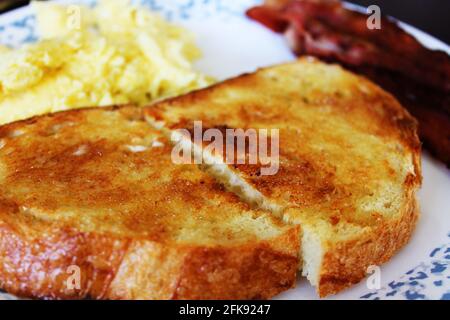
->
[0,58,421,299]
[145,58,422,297]
[0,106,300,299]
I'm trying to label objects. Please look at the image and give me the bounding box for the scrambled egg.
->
[0,0,213,124]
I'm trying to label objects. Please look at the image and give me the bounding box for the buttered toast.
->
[0,59,421,299]
[0,106,300,300]
[145,58,422,297]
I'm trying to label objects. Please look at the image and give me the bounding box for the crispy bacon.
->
[247,0,450,167]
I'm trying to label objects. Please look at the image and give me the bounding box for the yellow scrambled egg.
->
[0,0,213,124]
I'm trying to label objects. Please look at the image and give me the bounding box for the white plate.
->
[0,0,449,300]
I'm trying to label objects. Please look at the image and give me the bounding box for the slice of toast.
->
[0,106,300,300]
[145,58,422,297]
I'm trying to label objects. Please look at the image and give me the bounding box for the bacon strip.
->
[247,0,450,167]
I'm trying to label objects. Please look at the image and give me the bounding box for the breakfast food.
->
[0,106,300,299]
[0,57,421,299]
[247,0,450,167]
[145,58,422,297]
[0,0,212,125]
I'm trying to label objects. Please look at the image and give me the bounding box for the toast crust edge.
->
[0,218,129,300]
[0,210,300,300]
[108,225,300,300]
[317,195,419,297]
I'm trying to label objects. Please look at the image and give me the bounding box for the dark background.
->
[0,0,449,44]
[350,0,450,44]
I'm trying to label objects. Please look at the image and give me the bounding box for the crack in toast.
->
[0,106,300,299]
[145,58,422,297]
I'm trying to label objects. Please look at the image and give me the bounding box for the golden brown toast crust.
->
[108,229,300,300]
[318,197,419,297]
[0,217,299,299]
[0,218,129,299]
[0,106,300,300]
